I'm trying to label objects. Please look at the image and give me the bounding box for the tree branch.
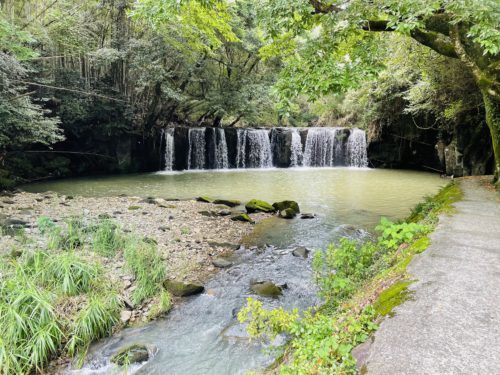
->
[309,0,341,14]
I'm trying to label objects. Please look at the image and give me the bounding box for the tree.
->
[255,0,499,182]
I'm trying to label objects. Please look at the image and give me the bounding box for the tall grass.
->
[92,219,124,257]
[123,237,166,305]
[67,293,121,362]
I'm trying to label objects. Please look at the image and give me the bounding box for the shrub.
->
[375,217,428,250]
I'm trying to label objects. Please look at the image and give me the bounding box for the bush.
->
[375,217,428,250]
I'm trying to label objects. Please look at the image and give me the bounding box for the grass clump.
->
[124,237,166,305]
[67,293,121,361]
[238,182,462,373]
[149,289,172,319]
[92,219,123,257]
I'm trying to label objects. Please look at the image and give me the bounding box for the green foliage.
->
[149,289,173,319]
[66,293,121,360]
[92,219,124,257]
[37,216,56,235]
[124,237,166,305]
[375,217,428,250]
[408,182,463,223]
[313,239,379,305]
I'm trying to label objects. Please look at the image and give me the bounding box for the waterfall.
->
[164,128,175,171]
[303,128,341,167]
[188,128,206,169]
[213,128,229,169]
[246,129,273,168]
[290,129,303,167]
[236,129,247,168]
[162,126,368,171]
[346,128,368,167]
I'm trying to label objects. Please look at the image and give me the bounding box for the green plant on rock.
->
[149,289,172,319]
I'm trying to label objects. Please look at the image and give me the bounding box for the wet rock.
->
[111,344,149,366]
[245,199,275,213]
[273,200,300,215]
[300,213,316,219]
[163,279,204,297]
[231,213,255,224]
[196,196,215,203]
[199,210,217,217]
[292,246,310,258]
[213,199,241,208]
[212,257,233,268]
[280,208,297,219]
[250,281,283,298]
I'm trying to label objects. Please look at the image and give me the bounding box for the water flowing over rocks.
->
[162,126,368,171]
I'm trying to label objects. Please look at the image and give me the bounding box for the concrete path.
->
[361,178,500,375]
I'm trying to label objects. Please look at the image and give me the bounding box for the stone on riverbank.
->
[231,213,255,223]
[163,280,204,297]
[111,344,149,366]
[245,199,275,213]
[212,257,233,268]
[280,208,297,219]
[196,196,214,203]
[213,199,241,207]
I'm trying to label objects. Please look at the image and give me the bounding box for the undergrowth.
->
[0,215,170,374]
[238,182,462,374]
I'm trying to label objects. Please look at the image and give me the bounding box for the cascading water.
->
[303,128,341,167]
[346,128,368,167]
[289,129,303,167]
[163,127,368,170]
[188,128,206,169]
[236,129,247,168]
[246,129,273,168]
[215,128,229,169]
[163,128,175,171]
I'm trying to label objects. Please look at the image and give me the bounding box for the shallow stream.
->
[23,168,445,374]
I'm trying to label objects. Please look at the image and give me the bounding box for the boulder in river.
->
[280,208,297,219]
[272,200,300,215]
[250,281,283,298]
[163,279,204,297]
[231,213,255,224]
[300,213,316,219]
[245,199,275,213]
[111,344,149,366]
[213,199,241,207]
[292,246,310,258]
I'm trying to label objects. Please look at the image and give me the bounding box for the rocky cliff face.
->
[367,118,494,176]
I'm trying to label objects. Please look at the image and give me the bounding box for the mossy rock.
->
[250,281,283,298]
[196,196,215,203]
[231,213,255,224]
[163,279,204,297]
[128,205,141,210]
[111,344,149,366]
[213,199,241,208]
[374,281,414,317]
[245,199,275,213]
[280,208,297,219]
[272,200,300,215]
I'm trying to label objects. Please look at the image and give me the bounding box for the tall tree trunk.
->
[481,89,500,183]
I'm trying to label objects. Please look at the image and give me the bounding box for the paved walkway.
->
[362,178,500,374]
